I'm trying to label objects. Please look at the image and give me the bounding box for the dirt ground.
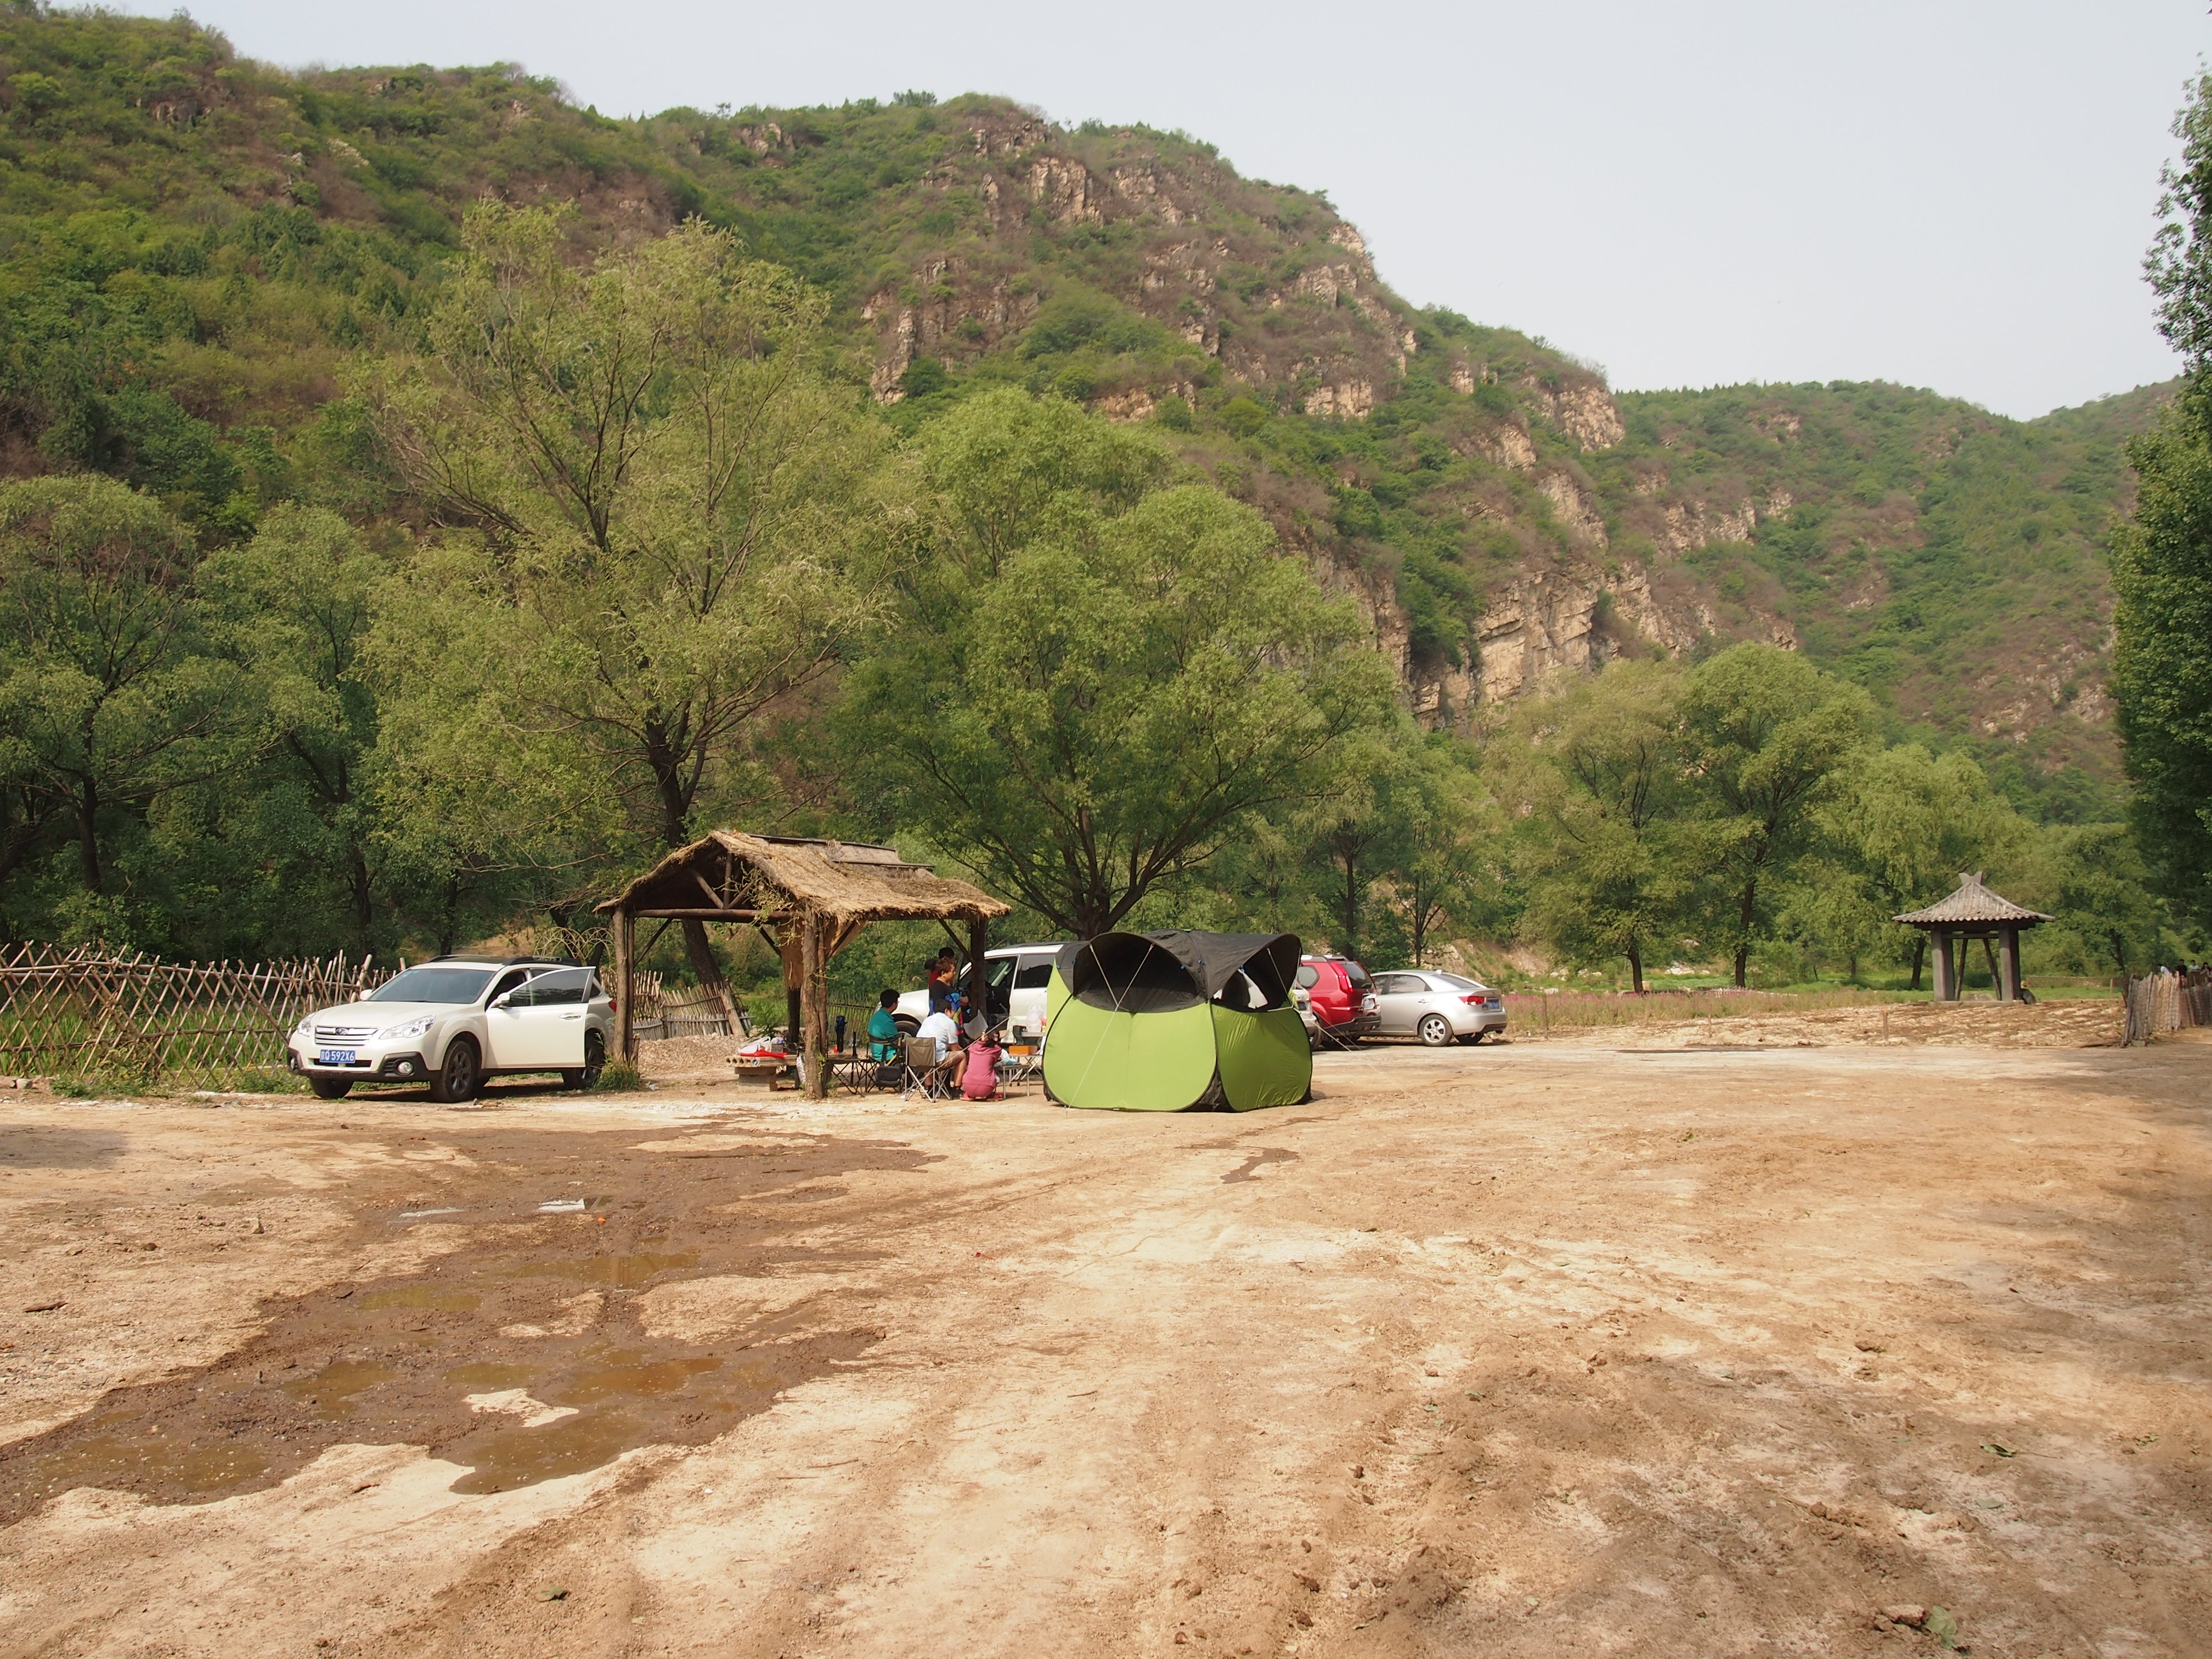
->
[1,1018,2207,1657]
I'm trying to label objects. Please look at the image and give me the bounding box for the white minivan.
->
[893,944,1069,1038]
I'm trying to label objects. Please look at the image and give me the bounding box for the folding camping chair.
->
[996,1038,1043,1094]
[898,1037,953,1099]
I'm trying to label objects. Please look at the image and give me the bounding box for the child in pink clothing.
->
[960,1030,1004,1100]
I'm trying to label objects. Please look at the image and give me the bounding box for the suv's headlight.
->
[386,1015,435,1042]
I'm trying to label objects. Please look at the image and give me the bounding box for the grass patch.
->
[591,1060,642,1093]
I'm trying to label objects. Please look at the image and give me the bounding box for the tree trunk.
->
[2108,929,2129,977]
[680,918,740,1032]
[1339,843,1358,960]
[1733,877,1757,988]
[76,778,101,894]
[1908,934,1926,991]
[969,915,990,1031]
[349,843,375,949]
[1627,938,1645,996]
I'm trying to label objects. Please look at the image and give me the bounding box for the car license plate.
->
[318,1048,356,1066]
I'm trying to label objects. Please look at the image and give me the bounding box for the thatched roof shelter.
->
[1894,872,2052,1002]
[595,832,1008,1097]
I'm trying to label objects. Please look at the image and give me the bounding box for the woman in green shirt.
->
[866,989,902,1063]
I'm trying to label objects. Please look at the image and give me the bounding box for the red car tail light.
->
[1463,993,1482,1003]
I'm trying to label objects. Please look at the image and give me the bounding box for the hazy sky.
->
[139,1,2207,418]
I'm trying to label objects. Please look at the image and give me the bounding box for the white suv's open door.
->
[486,968,588,1070]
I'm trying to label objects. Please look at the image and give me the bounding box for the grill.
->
[313,1025,376,1041]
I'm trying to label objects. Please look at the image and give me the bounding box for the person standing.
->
[925,948,958,1013]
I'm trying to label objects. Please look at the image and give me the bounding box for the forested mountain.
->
[0,6,2177,969]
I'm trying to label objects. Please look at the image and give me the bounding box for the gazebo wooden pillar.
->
[1894,872,2052,1002]
[595,833,1008,1100]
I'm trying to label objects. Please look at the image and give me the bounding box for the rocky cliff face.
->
[848,109,1419,420]
[639,95,2145,776]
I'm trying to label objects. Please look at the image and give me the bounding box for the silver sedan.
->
[1369,970,1509,1046]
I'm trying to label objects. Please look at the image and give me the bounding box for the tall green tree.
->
[197,505,388,947]
[2025,821,2170,977]
[842,388,1398,938]
[1805,743,2022,987]
[1496,660,1694,994]
[2115,71,2212,931]
[1683,644,1876,987]
[1389,739,1488,970]
[0,475,261,925]
[366,203,894,1001]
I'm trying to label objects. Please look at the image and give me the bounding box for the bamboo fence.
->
[0,943,391,1087]
[2122,967,2212,1046]
[628,970,740,1041]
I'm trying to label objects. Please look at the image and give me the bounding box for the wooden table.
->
[729,1054,799,1090]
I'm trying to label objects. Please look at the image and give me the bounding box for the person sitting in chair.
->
[866,989,902,1058]
[866,989,902,1080]
[915,995,966,1090]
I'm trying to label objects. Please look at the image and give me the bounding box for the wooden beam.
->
[802,915,828,1102]
[968,913,990,1036]
[612,908,636,1064]
[628,908,761,920]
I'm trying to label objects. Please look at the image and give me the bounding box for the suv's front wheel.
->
[563,1031,606,1092]
[430,1035,479,1103]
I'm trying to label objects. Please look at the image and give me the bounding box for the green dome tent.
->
[1042,930,1312,1111]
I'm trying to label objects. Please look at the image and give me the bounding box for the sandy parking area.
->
[1,1028,2207,1657]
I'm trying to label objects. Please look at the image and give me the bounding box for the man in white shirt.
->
[914,1000,964,1089]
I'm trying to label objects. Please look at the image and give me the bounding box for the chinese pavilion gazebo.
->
[595,833,1008,1098]
[1894,872,2052,1002]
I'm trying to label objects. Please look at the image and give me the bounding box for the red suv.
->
[1297,954,1379,1041]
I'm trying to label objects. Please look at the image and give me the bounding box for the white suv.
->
[287,957,613,1102]
[893,943,1068,1039]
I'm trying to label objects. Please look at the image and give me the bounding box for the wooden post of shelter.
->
[968,915,990,1033]
[612,908,636,1064]
[595,832,1008,1102]
[1895,874,2052,1003]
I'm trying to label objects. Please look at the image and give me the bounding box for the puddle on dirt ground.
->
[509,1250,698,1288]
[359,1286,481,1312]
[0,1124,929,1522]
[284,1359,399,1415]
[1222,1147,1299,1183]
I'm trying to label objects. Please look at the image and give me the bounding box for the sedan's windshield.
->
[368,966,495,1006]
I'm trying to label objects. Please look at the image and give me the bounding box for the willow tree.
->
[365,204,893,1008]
[841,388,1396,939]
[1494,659,1694,994]
[1682,644,1875,987]
[0,475,261,913]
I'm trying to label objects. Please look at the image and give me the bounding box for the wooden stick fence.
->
[625,970,733,1041]
[2123,967,2212,1046]
[0,943,390,1086]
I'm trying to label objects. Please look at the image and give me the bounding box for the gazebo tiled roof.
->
[1894,872,2053,927]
